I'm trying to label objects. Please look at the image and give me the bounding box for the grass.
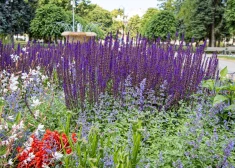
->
[218,55,235,60]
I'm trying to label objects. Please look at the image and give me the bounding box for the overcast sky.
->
[90,0,158,12]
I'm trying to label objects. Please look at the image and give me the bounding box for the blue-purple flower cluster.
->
[0,35,218,109]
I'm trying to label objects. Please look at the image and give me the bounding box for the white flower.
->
[26,152,35,162]
[31,70,38,76]
[53,152,63,160]
[10,54,19,62]
[31,99,41,107]
[7,115,14,120]
[37,124,44,131]
[35,124,45,137]
[9,134,18,141]
[41,75,48,81]
[22,47,27,52]
[19,120,24,129]
[9,74,19,92]
[34,110,40,119]
[9,84,18,92]
[2,140,9,145]
[42,163,50,168]
[21,72,28,80]
[8,158,13,165]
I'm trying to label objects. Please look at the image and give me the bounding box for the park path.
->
[205,54,235,73]
[218,59,235,73]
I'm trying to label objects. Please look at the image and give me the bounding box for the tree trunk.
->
[211,22,215,47]
[10,33,14,45]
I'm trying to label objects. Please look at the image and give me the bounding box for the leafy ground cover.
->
[0,36,234,168]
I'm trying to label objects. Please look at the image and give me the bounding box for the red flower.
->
[17,130,77,168]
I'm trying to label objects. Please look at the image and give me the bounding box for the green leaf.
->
[215,85,229,93]
[213,95,229,106]
[202,79,214,90]
[229,85,235,91]
[225,104,235,111]
[220,66,228,78]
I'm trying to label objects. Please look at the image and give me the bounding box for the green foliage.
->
[140,8,159,36]
[76,0,97,18]
[158,0,176,11]
[177,0,226,45]
[0,0,36,43]
[203,66,235,121]
[109,21,123,34]
[127,15,141,38]
[83,23,105,39]
[176,0,196,41]
[225,0,235,35]
[30,4,68,42]
[87,6,113,33]
[111,9,124,18]
[144,10,176,40]
[38,0,72,10]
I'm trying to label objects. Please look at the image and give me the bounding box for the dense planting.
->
[0,35,218,109]
[1,36,234,168]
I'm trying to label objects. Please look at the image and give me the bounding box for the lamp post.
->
[10,0,14,44]
[118,6,126,36]
[71,0,79,32]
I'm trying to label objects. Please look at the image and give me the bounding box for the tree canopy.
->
[76,0,97,18]
[225,0,235,35]
[30,4,68,42]
[127,15,141,38]
[87,6,113,34]
[0,0,36,43]
[144,10,176,40]
[140,8,159,36]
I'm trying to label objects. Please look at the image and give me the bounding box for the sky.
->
[90,0,158,14]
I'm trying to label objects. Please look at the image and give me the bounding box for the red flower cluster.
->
[17,130,77,168]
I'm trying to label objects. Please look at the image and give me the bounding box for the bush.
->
[144,10,177,40]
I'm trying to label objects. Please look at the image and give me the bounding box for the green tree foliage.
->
[177,0,226,46]
[127,15,141,38]
[144,11,176,40]
[176,0,196,41]
[76,0,96,18]
[158,0,176,11]
[225,0,235,35]
[30,4,68,42]
[87,6,113,34]
[0,0,36,43]
[140,8,159,36]
[109,21,123,34]
[38,0,71,10]
[111,9,124,18]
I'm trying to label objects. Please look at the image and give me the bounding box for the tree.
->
[176,0,196,41]
[87,6,113,34]
[38,0,72,10]
[109,21,123,34]
[30,4,68,42]
[184,0,226,46]
[225,0,235,35]
[144,11,176,40]
[0,0,35,44]
[127,15,141,38]
[76,0,96,18]
[158,0,176,11]
[140,8,159,36]
[111,9,124,18]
